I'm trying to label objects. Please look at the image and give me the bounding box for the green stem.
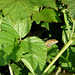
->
[8,63,13,75]
[55,66,61,75]
[63,10,71,39]
[43,39,73,74]
[71,21,75,37]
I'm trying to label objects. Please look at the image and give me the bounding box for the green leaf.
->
[47,44,59,62]
[0,35,22,65]
[62,0,75,20]
[0,16,31,65]
[62,30,69,44]
[33,8,61,22]
[59,45,75,72]
[21,58,35,75]
[28,65,56,75]
[0,17,31,38]
[0,12,2,24]
[11,62,29,75]
[41,22,50,30]
[0,31,17,48]
[0,0,57,23]
[20,36,47,74]
[0,17,30,65]
[31,0,57,9]
[14,19,31,38]
[43,65,55,75]
[28,73,33,75]
[0,17,19,38]
[35,20,40,24]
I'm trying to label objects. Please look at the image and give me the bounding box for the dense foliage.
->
[0,0,75,75]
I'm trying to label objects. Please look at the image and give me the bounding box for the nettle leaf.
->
[31,0,57,10]
[20,36,47,74]
[14,19,31,38]
[35,21,50,30]
[21,58,35,75]
[62,0,75,20]
[0,17,19,38]
[41,22,50,30]
[0,17,31,38]
[0,0,57,23]
[33,8,61,22]
[47,44,59,62]
[0,31,22,65]
[0,31,17,48]
[11,62,29,75]
[0,17,31,65]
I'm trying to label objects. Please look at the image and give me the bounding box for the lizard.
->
[45,39,58,48]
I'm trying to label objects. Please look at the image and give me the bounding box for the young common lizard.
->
[45,39,58,48]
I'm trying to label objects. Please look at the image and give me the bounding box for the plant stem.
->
[8,63,13,75]
[71,21,75,37]
[43,39,73,74]
[63,10,71,39]
[55,66,61,75]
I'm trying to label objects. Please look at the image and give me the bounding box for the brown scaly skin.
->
[45,39,58,48]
